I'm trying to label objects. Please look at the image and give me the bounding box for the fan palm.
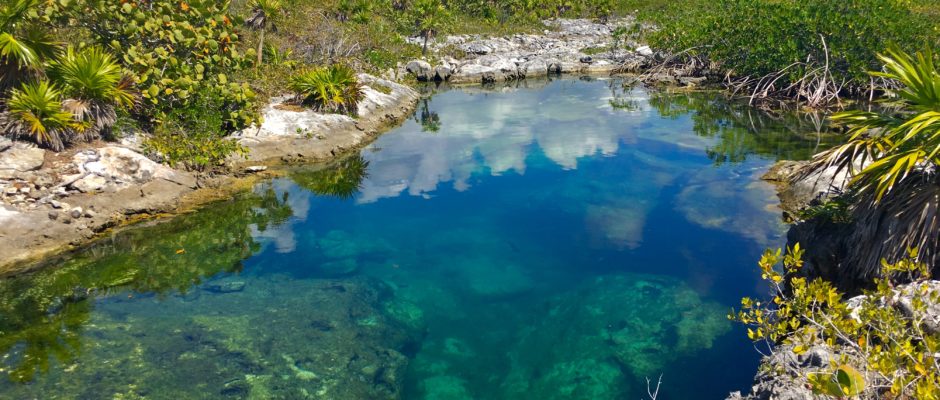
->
[3,80,78,151]
[245,0,281,68]
[289,65,364,115]
[48,46,137,141]
[0,0,58,90]
[802,46,940,278]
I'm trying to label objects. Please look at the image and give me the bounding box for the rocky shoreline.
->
[396,18,696,87]
[0,74,419,276]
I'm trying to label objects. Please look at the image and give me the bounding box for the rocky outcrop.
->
[0,141,44,179]
[763,160,852,217]
[402,18,653,84]
[236,74,420,163]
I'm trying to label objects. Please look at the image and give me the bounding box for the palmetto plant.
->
[245,0,281,68]
[805,46,940,278]
[48,46,136,141]
[289,65,364,115]
[0,0,59,90]
[2,80,78,151]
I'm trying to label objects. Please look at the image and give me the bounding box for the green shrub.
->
[289,65,364,115]
[67,0,258,132]
[646,0,938,101]
[142,89,247,171]
[2,80,78,151]
[732,244,940,399]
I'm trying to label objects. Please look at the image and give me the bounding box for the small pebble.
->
[47,211,58,220]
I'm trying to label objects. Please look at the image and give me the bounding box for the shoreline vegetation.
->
[1,0,939,398]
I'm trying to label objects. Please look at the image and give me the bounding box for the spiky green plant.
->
[289,65,364,115]
[48,46,136,140]
[3,80,78,151]
[0,0,59,89]
[245,0,281,68]
[803,46,940,279]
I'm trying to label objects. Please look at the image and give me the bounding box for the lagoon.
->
[0,77,833,399]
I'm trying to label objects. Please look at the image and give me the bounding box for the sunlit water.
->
[0,78,835,399]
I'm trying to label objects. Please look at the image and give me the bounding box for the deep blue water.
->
[0,77,833,399]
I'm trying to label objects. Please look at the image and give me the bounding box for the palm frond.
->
[289,65,363,115]
[842,169,940,281]
[4,80,78,151]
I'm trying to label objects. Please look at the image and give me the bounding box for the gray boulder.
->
[433,65,453,81]
[635,45,654,57]
[405,60,433,81]
[0,143,45,179]
[464,42,493,55]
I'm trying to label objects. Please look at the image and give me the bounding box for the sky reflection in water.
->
[0,77,835,399]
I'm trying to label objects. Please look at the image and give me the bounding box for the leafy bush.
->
[289,65,364,115]
[68,0,257,131]
[2,80,77,151]
[646,0,938,103]
[142,89,246,171]
[732,244,940,399]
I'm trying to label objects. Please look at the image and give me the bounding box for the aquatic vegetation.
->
[501,274,731,399]
[0,185,292,383]
[0,78,825,398]
[0,276,423,399]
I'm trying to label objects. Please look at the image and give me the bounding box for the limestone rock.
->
[0,143,45,179]
[433,65,453,81]
[406,60,433,81]
[71,174,111,193]
[0,136,11,152]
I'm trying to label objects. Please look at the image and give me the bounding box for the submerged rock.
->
[501,274,731,399]
[203,280,246,293]
[0,276,425,399]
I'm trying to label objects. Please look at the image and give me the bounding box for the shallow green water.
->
[0,78,835,399]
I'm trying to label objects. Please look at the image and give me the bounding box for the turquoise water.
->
[0,78,834,399]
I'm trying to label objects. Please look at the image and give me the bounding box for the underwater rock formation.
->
[500,274,731,399]
[0,276,425,399]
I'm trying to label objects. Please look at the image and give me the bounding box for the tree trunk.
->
[257,30,265,69]
[422,33,428,55]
